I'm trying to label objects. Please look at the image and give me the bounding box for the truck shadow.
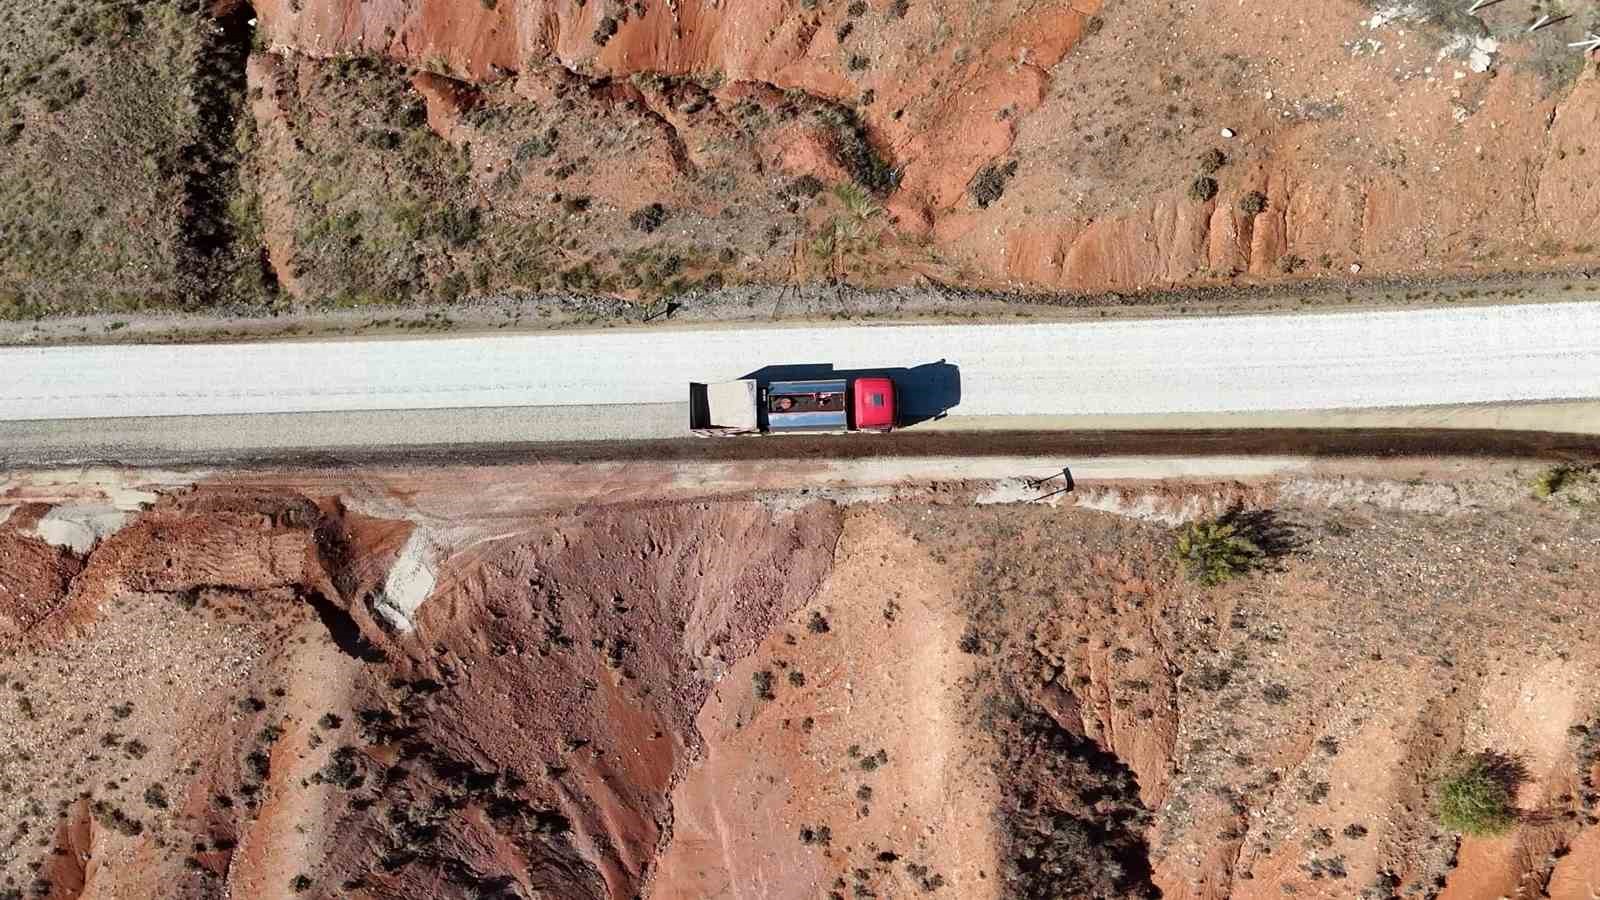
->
[740,360,961,427]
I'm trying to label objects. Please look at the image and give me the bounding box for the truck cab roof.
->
[853,376,896,430]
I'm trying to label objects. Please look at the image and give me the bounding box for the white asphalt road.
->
[3,302,1599,426]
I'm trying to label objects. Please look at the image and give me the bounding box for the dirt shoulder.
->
[2,269,1598,348]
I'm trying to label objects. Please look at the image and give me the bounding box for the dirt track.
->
[8,424,1600,471]
[149,427,1600,471]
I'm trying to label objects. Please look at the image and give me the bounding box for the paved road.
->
[3,302,1599,459]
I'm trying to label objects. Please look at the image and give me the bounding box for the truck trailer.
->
[689,376,897,435]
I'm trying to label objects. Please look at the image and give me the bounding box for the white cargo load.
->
[689,380,760,434]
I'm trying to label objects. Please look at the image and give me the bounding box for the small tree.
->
[1436,753,1518,836]
[1174,520,1261,585]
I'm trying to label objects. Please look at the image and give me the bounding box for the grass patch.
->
[1436,752,1521,836]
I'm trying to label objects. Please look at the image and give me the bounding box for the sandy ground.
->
[651,509,995,899]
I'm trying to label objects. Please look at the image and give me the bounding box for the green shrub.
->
[1239,191,1268,215]
[1174,520,1261,585]
[1533,465,1570,498]
[1436,754,1517,836]
[1198,148,1227,174]
[1188,176,1219,203]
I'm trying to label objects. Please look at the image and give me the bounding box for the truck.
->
[689,376,898,435]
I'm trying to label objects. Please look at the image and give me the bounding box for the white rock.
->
[27,504,130,555]
[1220,127,1236,139]
[1349,263,1363,275]
[374,531,438,632]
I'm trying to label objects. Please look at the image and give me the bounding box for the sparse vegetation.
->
[628,203,668,234]
[814,103,898,194]
[1239,190,1268,215]
[752,669,776,701]
[998,702,1156,898]
[905,860,947,891]
[90,800,143,836]
[0,0,269,313]
[1187,662,1232,692]
[859,748,889,771]
[807,611,832,634]
[313,746,367,790]
[1188,176,1219,203]
[1436,752,1520,836]
[970,159,1018,209]
[786,174,825,199]
[799,824,833,845]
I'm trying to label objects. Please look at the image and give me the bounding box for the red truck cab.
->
[851,376,897,431]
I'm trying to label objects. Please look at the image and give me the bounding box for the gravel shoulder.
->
[3,270,1599,348]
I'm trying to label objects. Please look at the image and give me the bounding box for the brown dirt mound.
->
[0,528,82,638]
[301,500,842,898]
[0,492,842,900]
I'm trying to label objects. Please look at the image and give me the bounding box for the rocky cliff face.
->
[229,0,1600,300]
[8,0,1592,312]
